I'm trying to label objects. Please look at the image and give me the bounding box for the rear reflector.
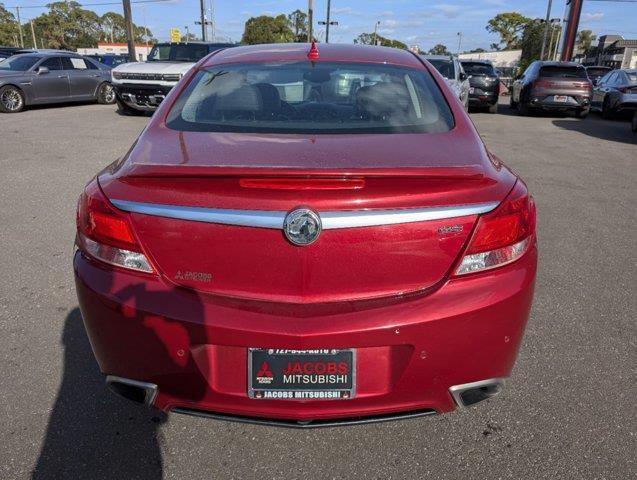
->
[76,179,154,273]
[455,181,535,276]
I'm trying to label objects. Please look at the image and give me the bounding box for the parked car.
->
[460,59,500,113]
[111,41,235,114]
[585,65,612,86]
[633,111,637,132]
[510,61,592,117]
[591,69,637,119]
[0,46,23,61]
[423,55,470,110]
[0,52,115,113]
[74,43,537,426]
[85,54,129,68]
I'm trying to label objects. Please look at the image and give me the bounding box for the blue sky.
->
[13,0,637,50]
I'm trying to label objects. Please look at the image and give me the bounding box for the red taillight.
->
[76,179,153,273]
[455,181,535,275]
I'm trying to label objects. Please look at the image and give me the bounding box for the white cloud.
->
[582,12,604,22]
[433,4,462,18]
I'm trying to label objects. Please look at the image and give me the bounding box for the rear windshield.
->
[166,61,454,134]
[427,59,455,79]
[586,67,610,77]
[0,55,41,71]
[461,62,496,76]
[148,43,210,62]
[539,66,587,79]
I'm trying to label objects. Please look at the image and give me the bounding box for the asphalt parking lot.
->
[1,99,635,480]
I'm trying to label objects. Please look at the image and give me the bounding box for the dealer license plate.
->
[248,349,356,400]
[553,95,568,103]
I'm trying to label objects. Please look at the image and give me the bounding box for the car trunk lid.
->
[99,128,514,303]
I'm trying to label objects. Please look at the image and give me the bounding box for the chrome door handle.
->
[57,75,68,78]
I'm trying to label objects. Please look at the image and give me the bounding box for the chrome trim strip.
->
[111,199,498,230]
[111,199,286,229]
[321,202,498,229]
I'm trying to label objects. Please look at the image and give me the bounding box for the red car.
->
[74,43,537,427]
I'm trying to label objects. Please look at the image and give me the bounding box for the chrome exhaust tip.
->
[449,378,506,408]
[106,375,158,407]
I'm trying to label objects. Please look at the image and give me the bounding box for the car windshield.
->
[426,59,455,80]
[147,43,210,62]
[539,66,587,78]
[586,68,610,77]
[0,55,41,71]
[166,61,454,134]
[461,62,496,76]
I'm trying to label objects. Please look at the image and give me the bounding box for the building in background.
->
[580,36,637,69]
[458,49,521,80]
[76,42,153,62]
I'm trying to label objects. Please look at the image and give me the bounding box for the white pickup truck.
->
[112,42,234,114]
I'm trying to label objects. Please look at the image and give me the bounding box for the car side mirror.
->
[36,66,49,75]
[459,72,468,81]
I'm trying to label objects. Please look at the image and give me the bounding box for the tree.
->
[518,19,560,73]
[354,32,407,49]
[0,3,19,46]
[486,12,532,50]
[180,32,197,42]
[576,29,596,53]
[22,4,152,49]
[467,47,486,53]
[288,9,308,42]
[242,15,295,44]
[427,43,450,55]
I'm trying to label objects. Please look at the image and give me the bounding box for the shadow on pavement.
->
[552,117,637,145]
[31,308,166,480]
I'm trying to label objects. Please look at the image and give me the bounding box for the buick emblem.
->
[283,208,322,246]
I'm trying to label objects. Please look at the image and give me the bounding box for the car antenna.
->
[307,41,319,61]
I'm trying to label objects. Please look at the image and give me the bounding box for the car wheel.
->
[601,97,613,119]
[576,108,589,119]
[97,82,116,105]
[632,111,637,132]
[116,98,144,116]
[0,85,25,113]
[488,103,498,114]
[509,96,517,109]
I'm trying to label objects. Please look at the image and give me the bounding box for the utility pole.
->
[457,32,463,55]
[200,0,206,41]
[540,0,553,60]
[122,0,136,61]
[325,0,331,43]
[307,0,313,42]
[318,1,337,44]
[15,7,24,48]
[372,21,380,46]
[30,20,37,49]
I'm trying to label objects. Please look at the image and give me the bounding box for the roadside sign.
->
[170,28,181,43]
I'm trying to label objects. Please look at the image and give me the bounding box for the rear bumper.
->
[74,244,537,423]
[468,86,499,106]
[529,92,591,110]
[113,83,174,111]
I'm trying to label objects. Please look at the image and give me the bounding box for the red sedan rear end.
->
[74,43,537,427]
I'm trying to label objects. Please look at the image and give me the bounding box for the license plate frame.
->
[248,348,356,400]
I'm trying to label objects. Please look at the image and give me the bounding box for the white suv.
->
[112,42,234,114]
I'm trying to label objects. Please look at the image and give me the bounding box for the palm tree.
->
[576,29,596,54]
